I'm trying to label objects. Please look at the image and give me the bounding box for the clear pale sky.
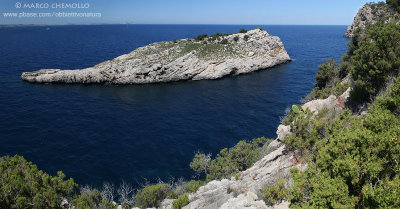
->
[0,0,374,25]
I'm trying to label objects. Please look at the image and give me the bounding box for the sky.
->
[0,0,374,25]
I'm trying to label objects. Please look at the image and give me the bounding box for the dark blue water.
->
[0,25,348,187]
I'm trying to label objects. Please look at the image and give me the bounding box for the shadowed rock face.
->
[21,29,290,84]
[345,3,397,38]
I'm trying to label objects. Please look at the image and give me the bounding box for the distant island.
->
[21,28,290,84]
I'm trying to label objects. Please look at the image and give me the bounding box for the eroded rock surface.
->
[21,29,290,84]
[345,3,397,37]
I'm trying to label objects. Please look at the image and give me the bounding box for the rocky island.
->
[21,29,290,84]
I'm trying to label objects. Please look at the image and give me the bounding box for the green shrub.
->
[194,34,208,41]
[220,39,228,45]
[134,184,176,209]
[206,137,271,181]
[315,58,339,88]
[263,178,288,206]
[0,155,77,209]
[387,0,400,11]
[304,82,350,102]
[233,36,239,42]
[350,23,400,101]
[244,35,250,41]
[190,153,211,176]
[182,180,203,193]
[172,194,189,209]
[283,107,335,155]
[72,187,116,209]
[190,138,271,182]
[239,29,248,33]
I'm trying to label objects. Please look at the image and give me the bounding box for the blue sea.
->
[0,25,348,187]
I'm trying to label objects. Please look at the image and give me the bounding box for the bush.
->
[350,23,400,101]
[72,186,116,209]
[315,58,339,88]
[220,39,228,45]
[206,137,271,181]
[189,152,211,176]
[263,179,288,206]
[134,184,176,209]
[239,29,248,33]
[182,180,203,193]
[194,34,208,41]
[0,155,77,209]
[283,107,335,155]
[244,35,250,41]
[233,36,239,42]
[172,194,189,209]
[387,0,400,11]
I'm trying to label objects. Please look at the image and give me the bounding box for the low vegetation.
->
[172,193,189,209]
[387,0,400,11]
[190,137,272,181]
[263,178,289,206]
[134,184,176,208]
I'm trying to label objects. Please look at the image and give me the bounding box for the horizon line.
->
[0,23,350,27]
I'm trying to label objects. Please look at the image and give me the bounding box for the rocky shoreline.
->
[21,29,290,84]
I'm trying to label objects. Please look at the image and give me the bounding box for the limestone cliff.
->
[345,2,398,37]
[21,29,290,84]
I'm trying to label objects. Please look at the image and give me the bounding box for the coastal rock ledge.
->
[21,29,290,84]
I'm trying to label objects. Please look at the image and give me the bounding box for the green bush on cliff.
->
[288,77,400,208]
[189,137,271,181]
[134,184,176,209]
[0,155,77,209]
[304,57,350,102]
[220,39,228,45]
[172,193,189,209]
[315,58,339,88]
[387,0,400,11]
[72,186,116,209]
[182,180,204,193]
[350,23,400,101]
[262,178,289,206]
[194,34,208,41]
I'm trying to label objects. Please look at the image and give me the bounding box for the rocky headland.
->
[345,2,398,37]
[21,29,290,84]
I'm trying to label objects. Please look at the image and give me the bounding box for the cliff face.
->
[345,3,397,37]
[21,29,290,84]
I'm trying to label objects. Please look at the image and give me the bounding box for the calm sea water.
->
[0,25,348,187]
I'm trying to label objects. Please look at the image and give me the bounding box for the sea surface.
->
[0,25,348,187]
